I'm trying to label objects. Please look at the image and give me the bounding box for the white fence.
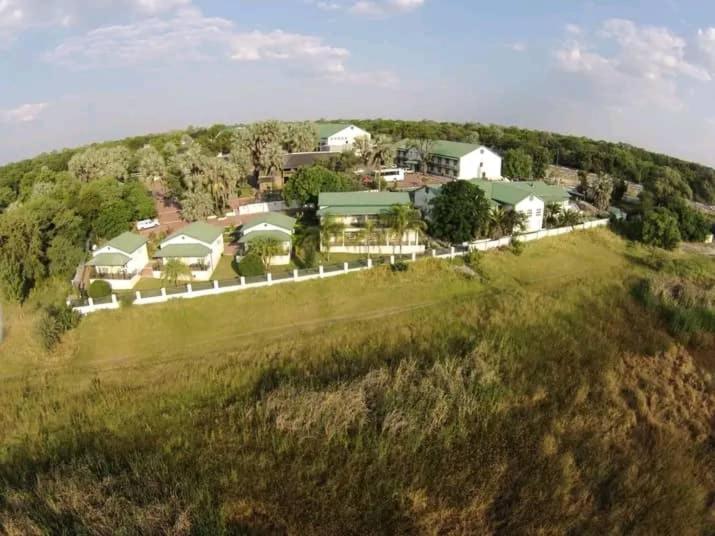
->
[71,219,609,315]
[237,201,287,216]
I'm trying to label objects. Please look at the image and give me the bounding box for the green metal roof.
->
[317,123,353,138]
[87,252,131,267]
[317,206,396,217]
[239,230,292,244]
[106,232,147,254]
[242,213,296,233]
[155,243,211,258]
[512,181,570,203]
[420,180,568,207]
[165,222,223,245]
[397,139,482,159]
[319,191,410,207]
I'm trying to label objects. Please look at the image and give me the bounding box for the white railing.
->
[71,219,609,315]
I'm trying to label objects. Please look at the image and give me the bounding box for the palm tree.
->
[544,203,562,228]
[320,214,346,262]
[353,136,373,167]
[488,206,510,238]
[162,259,192,286]
[249,237,285,271]
[505,210,528,236]
[558,209,582,227]
[384,204,426,256]
[370,135,395,170]
[363,219,377,259]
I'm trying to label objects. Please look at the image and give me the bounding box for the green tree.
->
[283,165,361,206]
[181,190,214,221]
[0,209,45,302]
[383,204,425,255]
[235,121,286,180]
[68,146,132,182]
[136,145,166,186]
[642,208,682,250]
[162,259,192,286]
[284,122,318,153]
[47,236,85,278]
[429,181,491,243]
[502,148,533,179]
[249,237,285,271]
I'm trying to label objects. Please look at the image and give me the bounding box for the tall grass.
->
[0,231,713,534]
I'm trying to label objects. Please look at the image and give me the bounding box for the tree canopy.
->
[429,181,491,243]
[282,165,362,206]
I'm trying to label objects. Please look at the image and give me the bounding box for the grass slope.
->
[0,230,713,534]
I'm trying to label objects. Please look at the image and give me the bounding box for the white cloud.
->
[508,42,527,53]
[1,102,48,123]
[555,19,712,111]
[46,7,397,87]
[698,27,715,70]
[565,23,581,35]
[310,0,424,17]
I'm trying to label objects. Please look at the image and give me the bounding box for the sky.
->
[1,0,715,166]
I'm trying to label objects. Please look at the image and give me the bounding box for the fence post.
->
[213,280,220,290]
[267,273,273,285]
[240,276,246,287]
[450,246,455,259]
[87,297,94,307]
[411,252,417,261]
[432,249,436,257]
[111,294,118,305]
[293,269,299,280]
[367,258,373,268]
[160,288,167,298]
[319,265,324,278]
[344,262,349,273]
[390,255,395,265]
[186,283,192,294]
[135,291,142,301]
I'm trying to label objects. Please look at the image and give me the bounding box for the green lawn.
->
[212,255,240,280]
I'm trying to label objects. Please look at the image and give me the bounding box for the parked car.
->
[136,218,160,231]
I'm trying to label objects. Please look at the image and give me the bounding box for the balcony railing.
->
[90,269,138,281]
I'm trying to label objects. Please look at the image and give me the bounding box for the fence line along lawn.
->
[71,230,627,369]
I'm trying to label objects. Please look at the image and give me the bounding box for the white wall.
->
[458,147,502,180]
[237,201,287,216]
[514,196,545,232]
[321,126,370,152]
[160,233,224,278]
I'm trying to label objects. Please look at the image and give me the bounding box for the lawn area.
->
[212,255,240,280]
[1,228,713,533]
[3,229,631,377]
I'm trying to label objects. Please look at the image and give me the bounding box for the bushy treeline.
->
[341,119,715,203]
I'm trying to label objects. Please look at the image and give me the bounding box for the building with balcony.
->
[86,232,149,290]
[413,180,571,233]
[154,222,224,281]
[396,140,502,180]
[317,123,371,152]
[317,191,425,255]
[238,213,296,266]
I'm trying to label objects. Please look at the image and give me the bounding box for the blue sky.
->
[1,0,715,166]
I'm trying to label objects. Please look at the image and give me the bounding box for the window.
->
[526,209,533,217]
[536,208,543,217]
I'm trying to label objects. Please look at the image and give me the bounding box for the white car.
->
[136,218,160,231]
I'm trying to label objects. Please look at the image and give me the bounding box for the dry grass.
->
[0,230,714,534]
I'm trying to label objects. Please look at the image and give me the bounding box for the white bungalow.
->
[238,213,296,266]
[154,222,224,280]
[87,232,149,290]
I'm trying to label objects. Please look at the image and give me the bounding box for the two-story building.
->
[317,123,371,152]
[317,191,425,255]
[396,140,502,180]
[413,180,571,233]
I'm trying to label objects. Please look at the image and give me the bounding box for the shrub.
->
[238,254,265,277]
[511,237,525,256]
[35,304,80,350]
[463,250,482,270]
[88,280,112,299]
[118,293,135,308]
[390,261,409,273]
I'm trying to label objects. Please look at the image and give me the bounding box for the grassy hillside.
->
[1,230,713,534]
